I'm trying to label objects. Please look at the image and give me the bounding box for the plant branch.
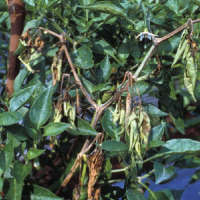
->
[60,133,103,188]
[155,18,200,45]
[39,27,98,109]
[133,44,157,79]
[62,44,98,109]
[134,18,200,79]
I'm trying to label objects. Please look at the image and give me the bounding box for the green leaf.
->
[7,125,29,141]
[74,45,94,69]
[6,179,23,200]
[14,68,29,92]
[79,0,95,6]
[81,76,96,93]
[23,0,35,7]
[100,55,112,81]
[4,134,15,170]
[31,184,63,200]
[118,42,129,61]
[23,19,41,33]
[170,115,185,135]
[149,190,175,200]
[0,112,23,126]
[162,139,200,153]
[13,161,32,182]
[29,86,54,129]
[27,148,45,160]
[94,40,116,57]
[80,1,127,18]
[165,0,179,15]
[149,122,166,148]
[131,81,150,95]
[46,47,59,57]
[10,86,36,112]
[44,122,71,136]
[145,104,168,117]
[126,189,146,200]
[101,140,128,152]
[172,39,187,67]
[154,162,175,184]
[66,118,97,136]
[101,110,117,138]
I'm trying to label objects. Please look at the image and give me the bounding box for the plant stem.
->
[133,44,157,79]
[111,166,129,173]
[137,169,154,181]
[138,181,157,200]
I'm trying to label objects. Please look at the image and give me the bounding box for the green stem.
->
[138,181,157,200]
[111,166,129,173]
[80,162,87,186]
[138,169,154,181]
[138,152,169,164]
[134,45,157,79]
[91,110,97,128]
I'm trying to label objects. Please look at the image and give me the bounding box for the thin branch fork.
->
[39,27,98,109]
[134,18,200,79]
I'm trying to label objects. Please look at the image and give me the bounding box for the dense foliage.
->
[0,0,200,199]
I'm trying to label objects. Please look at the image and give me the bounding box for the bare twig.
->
[154,19,200,45]
[39,27,98,109]
[62,44,98,109]
[39,27,61,39]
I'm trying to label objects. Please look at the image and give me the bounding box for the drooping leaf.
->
[10,86,36,112]
[44,122,71,136]
[29,86,54,129]
[154,162,175,184]
[0,112,23,126]
[27,148,45,160]
[172,39,187,67]
[101,140,128,152]
[31,184,63,200]
[184,51,197,101]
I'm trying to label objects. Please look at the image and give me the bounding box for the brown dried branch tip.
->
[6,0,25,96]
[87,148,104,200]
[87,134,104,200]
